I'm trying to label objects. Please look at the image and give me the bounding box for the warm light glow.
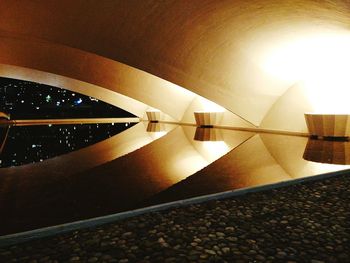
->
[148,131,167,140]
[262,30,350,113]
[308,162,350,175]
[146,107,161,112]
[198,97,225,112]
[145,122,168,139]
[201,141,230,162]
[171,154,208,182]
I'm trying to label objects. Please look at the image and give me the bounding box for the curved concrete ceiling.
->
[0,0,349,132]
[0,64,151,118]
[0,33,251,127]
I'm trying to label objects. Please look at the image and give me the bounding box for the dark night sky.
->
[0,77,135,119]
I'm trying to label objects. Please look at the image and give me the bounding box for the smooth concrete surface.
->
[1,1,349,132]
[1,124,350,235]
[139,133,350,205]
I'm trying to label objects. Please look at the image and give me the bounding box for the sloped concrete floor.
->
[0,173,349,263]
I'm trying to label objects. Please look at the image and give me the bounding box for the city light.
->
[74,98,83,105]
[45,95,51,103]
[0,77,135,119]
[0,122,136,168]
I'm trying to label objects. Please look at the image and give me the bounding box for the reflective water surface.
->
[303,138,350,165]
[0,122,349,235]
[0,123,136,168]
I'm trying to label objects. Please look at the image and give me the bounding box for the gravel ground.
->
[0,174,349,263]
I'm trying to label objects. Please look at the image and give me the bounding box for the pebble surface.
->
[0,174,349,262]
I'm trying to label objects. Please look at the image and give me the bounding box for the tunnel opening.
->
[0,77,136,120]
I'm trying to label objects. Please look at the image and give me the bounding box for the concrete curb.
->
[0,169,349,248]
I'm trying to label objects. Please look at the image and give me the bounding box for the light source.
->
[262,30,350,114]
[194,111,223,127]
[146,109,161,123]
[261,29,350,138]
[304,113,350,139]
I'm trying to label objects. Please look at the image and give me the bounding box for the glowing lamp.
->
[303,138,350,164]
[304,113,350,139]
[194,111,223,127]
[146,110,161,123]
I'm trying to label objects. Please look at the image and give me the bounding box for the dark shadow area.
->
[0,123,136,168]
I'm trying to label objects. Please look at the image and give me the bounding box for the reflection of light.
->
[303,139,350,165]
[172,155,208,182]
[146,122,165,133]
[145,119,168,139]
[149,131,167,140]
[74,98,83,105]
[201,141,229,161]
[308,162,350,175]
[262,31,350,113]
[194,127,223,141]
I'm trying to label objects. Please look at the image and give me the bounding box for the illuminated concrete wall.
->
[0,0,349,133]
